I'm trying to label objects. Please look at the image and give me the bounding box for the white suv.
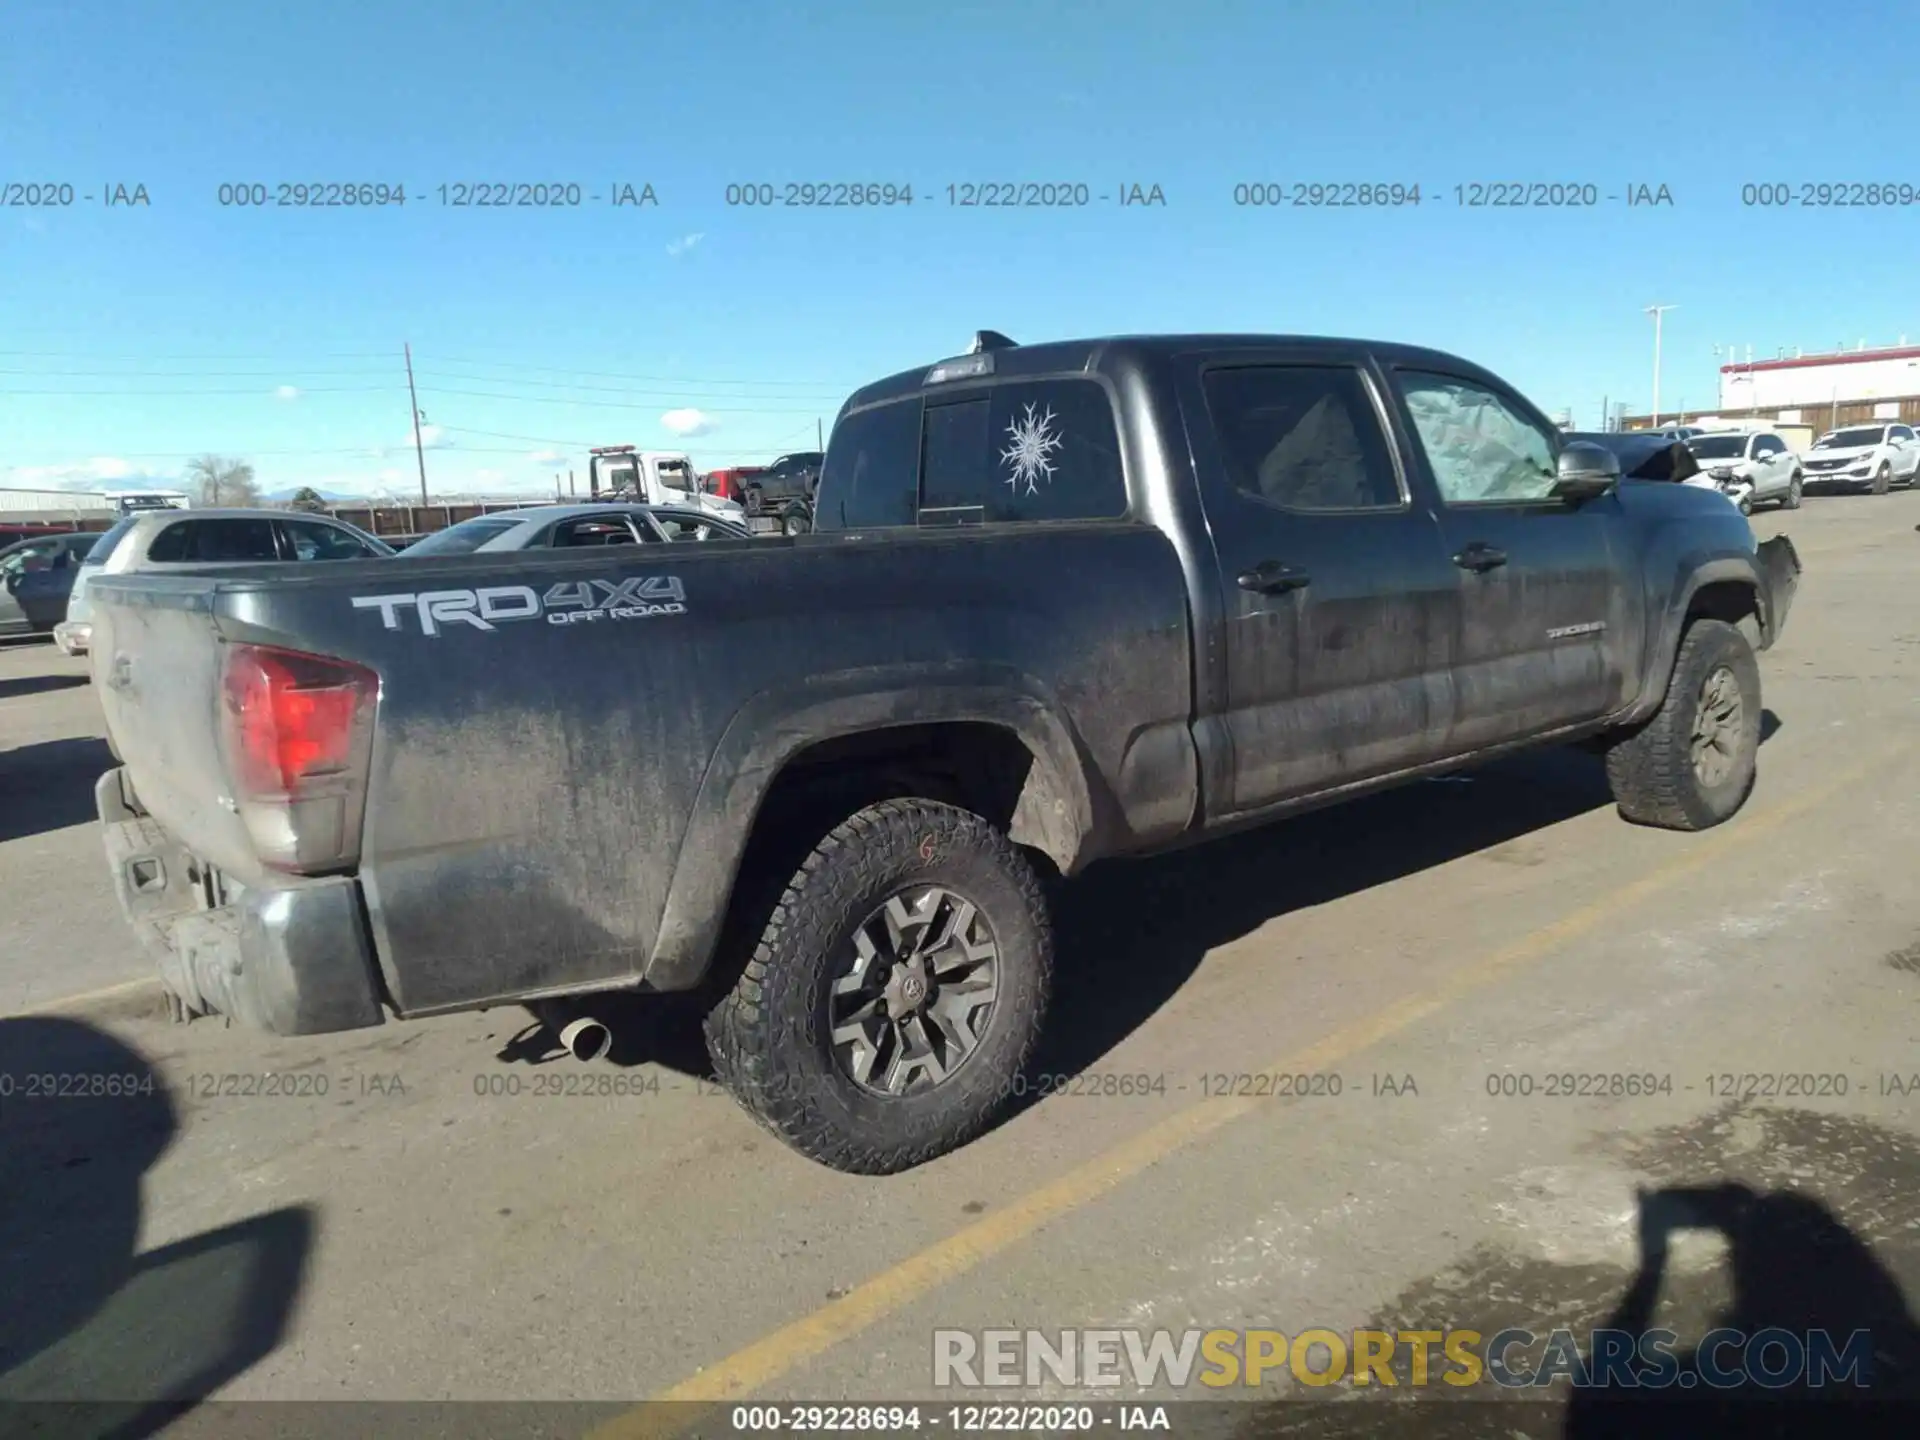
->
[54,508,394,656]
[1800,423,1920,495]
[1683,430,1805,514]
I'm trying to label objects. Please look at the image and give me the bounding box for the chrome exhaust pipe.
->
[529,1001,614,1062]
[558,1015,612,1063]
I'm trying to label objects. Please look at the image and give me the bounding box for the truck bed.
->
[88,526,1199,1018]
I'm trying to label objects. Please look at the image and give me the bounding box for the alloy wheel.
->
[828,885,1000,1096]
[1690,665,1745,788]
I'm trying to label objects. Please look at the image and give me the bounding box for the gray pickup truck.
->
[86,332,1800,1173]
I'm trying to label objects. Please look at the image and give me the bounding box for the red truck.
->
[701,465,768,503]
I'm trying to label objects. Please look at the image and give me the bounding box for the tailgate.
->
[88,576,264,878]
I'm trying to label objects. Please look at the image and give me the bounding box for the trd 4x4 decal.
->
[352,577,687,636]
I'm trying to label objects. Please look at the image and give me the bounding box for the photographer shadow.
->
[1564,1180,1920,1438]
[0,1016,314,1440]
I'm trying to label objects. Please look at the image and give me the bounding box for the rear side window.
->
[147,518,280,562]
[818,398,923,529]
[919,380,1129,523]
[80,517,137,566]
[1203,365,1403,511]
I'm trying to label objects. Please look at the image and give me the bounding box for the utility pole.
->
[404,342,430,505]
[1600,394,1608,433]
[817,417,824,450]
[1645,303,1676,426]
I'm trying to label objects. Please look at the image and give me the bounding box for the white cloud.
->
[660,407,714,437]
[528,449,567,465]
[666,232,705,258]
[275,385,301,401]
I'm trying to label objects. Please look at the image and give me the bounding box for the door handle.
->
[1237,561,1311,595]
[1452,543,1508,573]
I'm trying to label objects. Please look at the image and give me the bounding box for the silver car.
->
[398,503,753,556]
[55,508,395,656]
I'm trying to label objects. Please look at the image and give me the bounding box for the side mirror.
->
[1552,442,1621,501]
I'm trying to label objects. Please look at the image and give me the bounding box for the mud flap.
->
[1757,535,1801,648]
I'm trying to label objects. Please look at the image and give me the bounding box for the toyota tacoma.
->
[86,332,1800,1173]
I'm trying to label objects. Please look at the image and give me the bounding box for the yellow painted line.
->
[7,975,162,1018]
[588,737,1915,1440]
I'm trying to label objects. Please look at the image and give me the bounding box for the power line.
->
[413,385,824,414]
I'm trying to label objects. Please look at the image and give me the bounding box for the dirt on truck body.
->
[86,331,1799,1173]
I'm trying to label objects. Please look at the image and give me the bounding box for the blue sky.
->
[4,0,1916,497]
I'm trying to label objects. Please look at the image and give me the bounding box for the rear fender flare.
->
[645,663,1095,989]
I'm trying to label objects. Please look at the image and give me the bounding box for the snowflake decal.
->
[1000,403,1063,495]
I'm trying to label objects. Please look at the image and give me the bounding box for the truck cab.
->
[588,447,746,523]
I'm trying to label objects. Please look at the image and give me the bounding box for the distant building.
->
[1620,343,1920,433]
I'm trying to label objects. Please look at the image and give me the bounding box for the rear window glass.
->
[919,380,1129,524]
[80,517,137,565]
[146,518,280,563]
[817,398,923,529]
[403,516,526,555]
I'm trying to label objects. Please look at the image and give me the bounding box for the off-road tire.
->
[1604,618,1761,831]
[703,798,1052,1174]
[1783,473,1802,510]
[1872,463,1891,495]
[782,503,812,537]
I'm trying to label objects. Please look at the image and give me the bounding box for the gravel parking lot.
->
[4,494,1918,1432]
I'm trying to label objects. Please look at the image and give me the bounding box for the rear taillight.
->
[220,643,378,873]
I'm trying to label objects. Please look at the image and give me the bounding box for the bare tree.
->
[288,486,330,513]
[184,455,260,508]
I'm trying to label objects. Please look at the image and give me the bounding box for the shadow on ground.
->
[0,672,88,701]
[525,745,1630,1088]
[1228,1105,1920,1439]
[0,1016,314,1438]
[510,732,1792,1112]
[0,737,115,843]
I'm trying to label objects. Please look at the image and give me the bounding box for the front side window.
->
[1202,365,1403,511]
[1396,371,1559,505]
[551,516,646,547]
[282,519,385,560]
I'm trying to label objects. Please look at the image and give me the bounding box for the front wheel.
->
[704,798,1053,1174]
[1782,473,1802,510]
[1736,492,1753,516]
[1603,618,1762,831]
[1873,463,1891,495]
[782,503,813,536]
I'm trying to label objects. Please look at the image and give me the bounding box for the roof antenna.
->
[969,330,1017,354]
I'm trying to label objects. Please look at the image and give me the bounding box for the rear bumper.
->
[1757,534,1801,649]
[97,767,387,1036]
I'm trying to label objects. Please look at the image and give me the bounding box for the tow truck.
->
[586,446,748,524]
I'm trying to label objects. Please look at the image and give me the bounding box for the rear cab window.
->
[817,378,1129,530]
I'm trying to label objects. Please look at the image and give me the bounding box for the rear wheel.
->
[704,798,1052,1174]
[782,503,813,536]
[1604,618,1761,831]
